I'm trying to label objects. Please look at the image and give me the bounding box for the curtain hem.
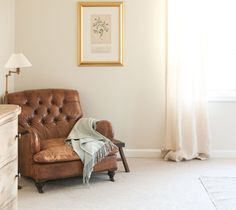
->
[161,149,209,162]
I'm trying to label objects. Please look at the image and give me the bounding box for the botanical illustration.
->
[91,15,111,44]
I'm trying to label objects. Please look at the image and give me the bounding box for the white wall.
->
[14,0,236,154]
[15,0,166,150]
[0,0,15,97]
[209,102,236,150]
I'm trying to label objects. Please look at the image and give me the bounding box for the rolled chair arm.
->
[18,128,40,177]
[19,128,41,154]
[96,120,114,140]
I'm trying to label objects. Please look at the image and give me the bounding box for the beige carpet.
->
[18,158,236,210]
[200,176,236,210]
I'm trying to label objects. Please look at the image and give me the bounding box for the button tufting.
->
[27,119,32,126]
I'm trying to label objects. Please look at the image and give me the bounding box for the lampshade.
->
[4,53,32,69]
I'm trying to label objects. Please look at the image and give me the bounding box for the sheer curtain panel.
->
[162,0,210,161]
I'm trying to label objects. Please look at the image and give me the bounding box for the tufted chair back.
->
[7,89,83,140]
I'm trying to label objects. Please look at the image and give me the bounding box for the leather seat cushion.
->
[34,144,80,163]
[34,138,117,163]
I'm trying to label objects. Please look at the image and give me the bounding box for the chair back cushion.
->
[7,89,83,140]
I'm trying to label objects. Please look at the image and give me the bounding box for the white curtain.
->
[162,0,210,161]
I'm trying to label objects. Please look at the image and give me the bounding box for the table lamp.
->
[4,53,32,95]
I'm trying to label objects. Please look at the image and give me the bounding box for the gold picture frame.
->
[78,2,124,66]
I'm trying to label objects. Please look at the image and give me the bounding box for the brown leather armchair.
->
[6,89,117,193]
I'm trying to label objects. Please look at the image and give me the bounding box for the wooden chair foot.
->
[35,181,45,193]
[108,171,115,182]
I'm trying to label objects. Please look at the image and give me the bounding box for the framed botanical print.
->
[78,2,124,66]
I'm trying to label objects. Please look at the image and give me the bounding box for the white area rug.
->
[200,176,236,210]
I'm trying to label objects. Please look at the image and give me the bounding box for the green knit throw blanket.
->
[66,118,117,184]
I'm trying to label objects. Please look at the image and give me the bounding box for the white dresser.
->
[0,105,21,210]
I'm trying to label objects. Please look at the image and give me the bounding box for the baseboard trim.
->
[122,149,236,158]
[210,150,236,158]
[123,149,162,158]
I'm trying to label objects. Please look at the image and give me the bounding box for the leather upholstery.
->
[33,144,80,163]
[96,120,114,140]
[7,89,117,183]
[7,89,83,140]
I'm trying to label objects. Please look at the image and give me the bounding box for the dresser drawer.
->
[0,159,17,209]
[0,118,17,165]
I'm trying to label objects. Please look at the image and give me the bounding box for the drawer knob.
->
[15,173,21,179]
[15,133,21,140]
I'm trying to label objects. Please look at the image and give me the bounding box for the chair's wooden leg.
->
[108,170,115,182]
[35,181,45,193]
[119,147,130,172]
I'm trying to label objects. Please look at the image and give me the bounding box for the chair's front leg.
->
[35,181,45,193]
[108,170,115,182]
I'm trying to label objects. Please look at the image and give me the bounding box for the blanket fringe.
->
[94,140,117,165]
